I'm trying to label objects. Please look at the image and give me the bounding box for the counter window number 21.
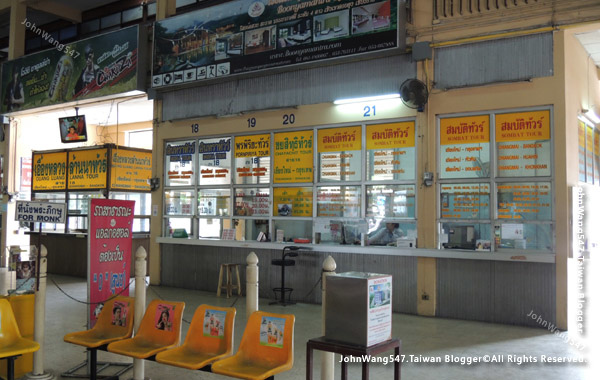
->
[364,105,376,117]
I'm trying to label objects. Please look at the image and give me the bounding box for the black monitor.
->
[59,115,87,143]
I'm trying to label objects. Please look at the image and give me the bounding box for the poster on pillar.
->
[88,199,135,328]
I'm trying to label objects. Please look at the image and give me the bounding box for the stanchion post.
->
[133,246,147,380]
[25,245,55,380]
[321,255,336,380]
[246,252,259,319]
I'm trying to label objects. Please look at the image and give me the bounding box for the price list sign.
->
[274,131,313,183]
[440,115,490,179]
[496,110,551,178]
[366,122,415,181]
[440,183,490,220]
[273,187,313,217]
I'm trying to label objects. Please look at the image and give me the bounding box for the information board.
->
[366,122,415,181]
[273,187,313,217]
[586,126,594,184]
[235,134,270,184]
[199,137,231,185]
[318,126,361,182]
[497,182,551,220]
[110,149,152,191]
[32,151,67,191]
[165,141,195,186]
[579,121,586,182]
[68,148,108,190]
[15,201,66,223]
[439,115,490,179]
[440,183,490,220]
[274,130,313,183]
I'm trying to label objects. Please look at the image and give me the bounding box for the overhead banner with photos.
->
[495,110,551,178]
[68,148,108,190]
[439,115,490,179]
[152,0,401,88]
[32,151,67,191]
[110,148,152,191]
[1,26,143,114]
[274,130,313,183]
[88,198,134,328]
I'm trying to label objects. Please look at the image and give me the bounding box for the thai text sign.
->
[110,149,152,191]
[235,134,270,157]
[318,126,361,152]
[1,26,140,113]
[32,152,67,191]
[274,130,313,183]
[273,187,313,217]
[152,0,400,88]
[68,148,108,189]
[439,115,490,179]
[15,201,66,223]
[366,122,414,149]
[89,199,134,328]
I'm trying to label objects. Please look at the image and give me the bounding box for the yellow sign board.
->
[234,134,270,158]
[595,129,600,157]
[440,115,490,145]
[273,187,313,217]
[32,152,67,191]
[274,130,313,183]
[495,110,551,142]
[110,149,152,191]
[586,126,594,154]
[318,126,361,153]
[366,122,415,149]
[68,148,108,189]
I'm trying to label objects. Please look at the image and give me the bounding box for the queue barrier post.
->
[133,246,147,380]
[246,252,259,319]
[321,255,336,380]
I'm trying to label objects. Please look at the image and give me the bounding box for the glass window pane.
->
[273,187,313,217]
[317,186,361,218]
[199,137,231,186]
[497,182,551,221]
[234,219,269,241]
[440,183,490,220]
[166,217,192,237]
[68,216,88,232]
[101,13,121,29]
[495,223,552,252]
[496,110,551,178]
[440,115,490,179]
[234,134,270,184]
[366,122,415,181]
[234,188,269,217]
[198,189,230,216]
[318,126,361,182]
[440,222,491,250]
[165,141,195,186]
[366,220,416,246]
[148,2,157,16]
[273,220,312,243]
[176,0,196,7]
[59,25,77,41]
[26,37,42,51]
[594,129,600,184]
[199,218,231,239]
[122,6,143,23]
[133,217,150,233]
[165,190,194,215]
[315,219,367,245]
[82,19,100,34]
[366,184,415,219]
[110,192,151,215]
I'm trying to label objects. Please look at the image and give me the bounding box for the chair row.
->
[0,299,40,380]
[63,296,295,380]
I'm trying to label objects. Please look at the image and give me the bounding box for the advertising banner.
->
[88,199,135,328]
[1,26,141,114]
[32,151,67,191]
[110,148,152,191]
[152,0,400,88]
[274,130,313,183]
[68,148,108,190]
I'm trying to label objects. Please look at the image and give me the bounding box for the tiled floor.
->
[37,275,594,380]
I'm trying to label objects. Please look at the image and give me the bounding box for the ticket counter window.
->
[166,217,192,238]
[198,189,230,217]
[366,185,415,219]
[234,219,269,241]
[440,223,492,250]
[494,223,552,252]
[111,192,151,233]
[272,220,312,243]
[165,190,194,215]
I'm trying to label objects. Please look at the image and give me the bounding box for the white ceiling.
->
[576,30,600,67]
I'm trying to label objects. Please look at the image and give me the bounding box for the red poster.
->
[89,199,135,327]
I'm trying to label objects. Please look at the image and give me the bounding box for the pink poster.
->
[89,199,135,327]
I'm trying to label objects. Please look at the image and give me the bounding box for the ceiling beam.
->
[0,0,11,11]
[20,0,82,23]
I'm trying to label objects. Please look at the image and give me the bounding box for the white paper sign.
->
[367,276,392,346]
[15,201,66,223]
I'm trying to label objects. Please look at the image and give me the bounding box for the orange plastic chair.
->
[155,304,236,370]
[63,296,135,380]
[211,311,295,380]
[0,299,40,380]
[107,299,185,360]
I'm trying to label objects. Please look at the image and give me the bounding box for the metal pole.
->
[321,255,336,380]
[246,252,259,319]
[25,244,55,380]
[133,246,147,380]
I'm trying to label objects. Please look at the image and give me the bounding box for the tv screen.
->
[59,115,87,143]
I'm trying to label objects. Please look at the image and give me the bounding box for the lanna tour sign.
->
[68,148,108,190]
[32,151,67,191]
[274,130,313,183]
[366,121,415,180]
[495,110,551,178]
[318,126,362,182]
[440,115,490,179]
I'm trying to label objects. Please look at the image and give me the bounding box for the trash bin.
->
[0,293,35,378]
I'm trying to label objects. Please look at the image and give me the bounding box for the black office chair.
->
[270,246,307,306]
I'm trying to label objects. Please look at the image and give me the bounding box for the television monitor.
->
[59,115,87,143]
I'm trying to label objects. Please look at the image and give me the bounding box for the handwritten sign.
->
[15,201,66,223]
[68,148,108,189]
[32,152,67,191]
[274,130,313,183]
